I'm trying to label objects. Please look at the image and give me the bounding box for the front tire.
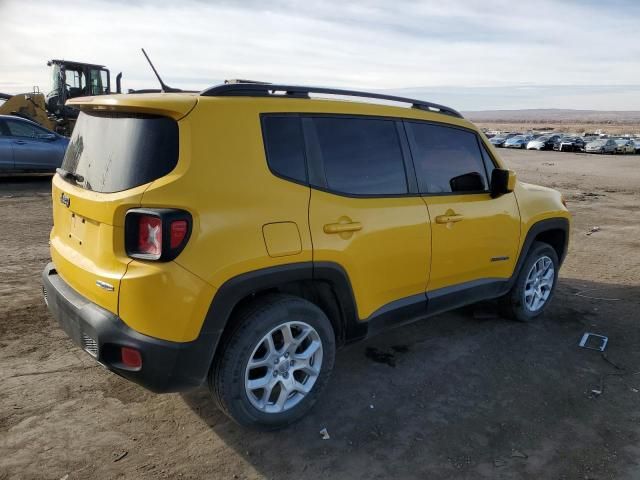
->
[501,242,559,322]
[210,294,335,430]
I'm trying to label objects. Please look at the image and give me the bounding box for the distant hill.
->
[463,109,640,124]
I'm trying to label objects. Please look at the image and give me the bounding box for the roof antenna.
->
[141,48,180,93]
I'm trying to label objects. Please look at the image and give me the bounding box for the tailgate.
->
[50,175,145,313]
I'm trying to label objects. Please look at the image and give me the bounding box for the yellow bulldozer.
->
[0,59,122,137]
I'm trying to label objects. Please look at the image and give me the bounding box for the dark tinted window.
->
[61,111,178,193]
[312,117,407,195]
[407,122,488,194]
[5,119,46,138]
[480,142,496,179]
[262,116,306,183]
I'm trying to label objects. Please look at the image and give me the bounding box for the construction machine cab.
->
[46,59,121,119]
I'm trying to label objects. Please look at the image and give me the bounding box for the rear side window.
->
[262,116,307,183]
[61,111,178,193]
[312,117,407,195]
[406,122,488,194]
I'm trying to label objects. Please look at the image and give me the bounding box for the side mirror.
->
[490,169,516,198]
[450,172,486,193]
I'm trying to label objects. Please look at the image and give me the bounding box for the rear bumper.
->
[42,262,219,393]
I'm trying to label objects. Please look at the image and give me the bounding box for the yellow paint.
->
[424,192,520,291]
[309,190,431,319]
[49,92,569,343]
[262,222,303,257]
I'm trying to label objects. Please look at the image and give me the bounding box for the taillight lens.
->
[125,209,192,261]
[138,215,162,256]
[170,220,188,249]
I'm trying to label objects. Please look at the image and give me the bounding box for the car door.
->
[405,121,521,296]
[5,118,63,171]
[305,115,431,320]
[0,120,15,171]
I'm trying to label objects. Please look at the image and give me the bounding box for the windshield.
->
[537,136,549,142]
[615,139,627,145]
[591,140,606,146]
[61,111,179,193]
[510,136,525,141]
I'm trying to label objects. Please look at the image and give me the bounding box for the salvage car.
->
[615,139,636,154]
[527,135,561,150]
[553,136,585,152]
[0,115,69,172]
[42,83,571,429]
[585,138,617,154]
[504,135,533,149]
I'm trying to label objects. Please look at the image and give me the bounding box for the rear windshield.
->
[61,111,179,193]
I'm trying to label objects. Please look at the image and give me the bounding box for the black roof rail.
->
[200,83,463,118]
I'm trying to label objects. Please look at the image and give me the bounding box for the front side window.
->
[406,122,489,194]
[480,142,496,180]
[311,117,407,195]
[5,119,46,139]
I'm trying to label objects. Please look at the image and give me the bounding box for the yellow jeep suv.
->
[42,82,570,429]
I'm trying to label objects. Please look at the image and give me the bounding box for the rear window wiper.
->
[56,168,84,184]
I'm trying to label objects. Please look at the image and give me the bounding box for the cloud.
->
[0,0,639,109]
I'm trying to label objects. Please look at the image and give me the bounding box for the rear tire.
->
[210,294,335,430]
[500,242,559,322]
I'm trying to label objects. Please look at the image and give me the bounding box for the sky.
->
[1,0,639,110]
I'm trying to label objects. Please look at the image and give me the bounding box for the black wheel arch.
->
[509,217,569,289]
[199,262,362,375]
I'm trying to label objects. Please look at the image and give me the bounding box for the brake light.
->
[125,209,192,261]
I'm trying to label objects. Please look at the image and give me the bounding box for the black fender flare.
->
[508,217,570,289]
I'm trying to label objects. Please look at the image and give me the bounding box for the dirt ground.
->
[1,150,640,480]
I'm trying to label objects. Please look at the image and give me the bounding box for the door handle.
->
[323,222,362,234]
[435,214,464,224]
[13,140,26,145]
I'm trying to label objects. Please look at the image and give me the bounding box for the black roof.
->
[200,82,463,118]
[47,59,107,69]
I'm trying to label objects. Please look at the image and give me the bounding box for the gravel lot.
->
[1,149,639,480]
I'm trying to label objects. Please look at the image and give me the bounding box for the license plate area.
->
[69,212,87,245]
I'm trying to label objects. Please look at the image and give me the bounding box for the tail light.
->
[125,208,192,261]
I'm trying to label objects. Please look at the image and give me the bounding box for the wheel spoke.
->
[293,379,312,394]
[280,324,294,350]
[293,363,320,377]
[274,383,289,411]
[248,356,270,369]
[247,375,271,391]
[293,326,312,347]
[295,339,321,361]
[261,379,276,405]
[265,334,277,357]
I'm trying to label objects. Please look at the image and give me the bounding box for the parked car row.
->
[487,130,640,154]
